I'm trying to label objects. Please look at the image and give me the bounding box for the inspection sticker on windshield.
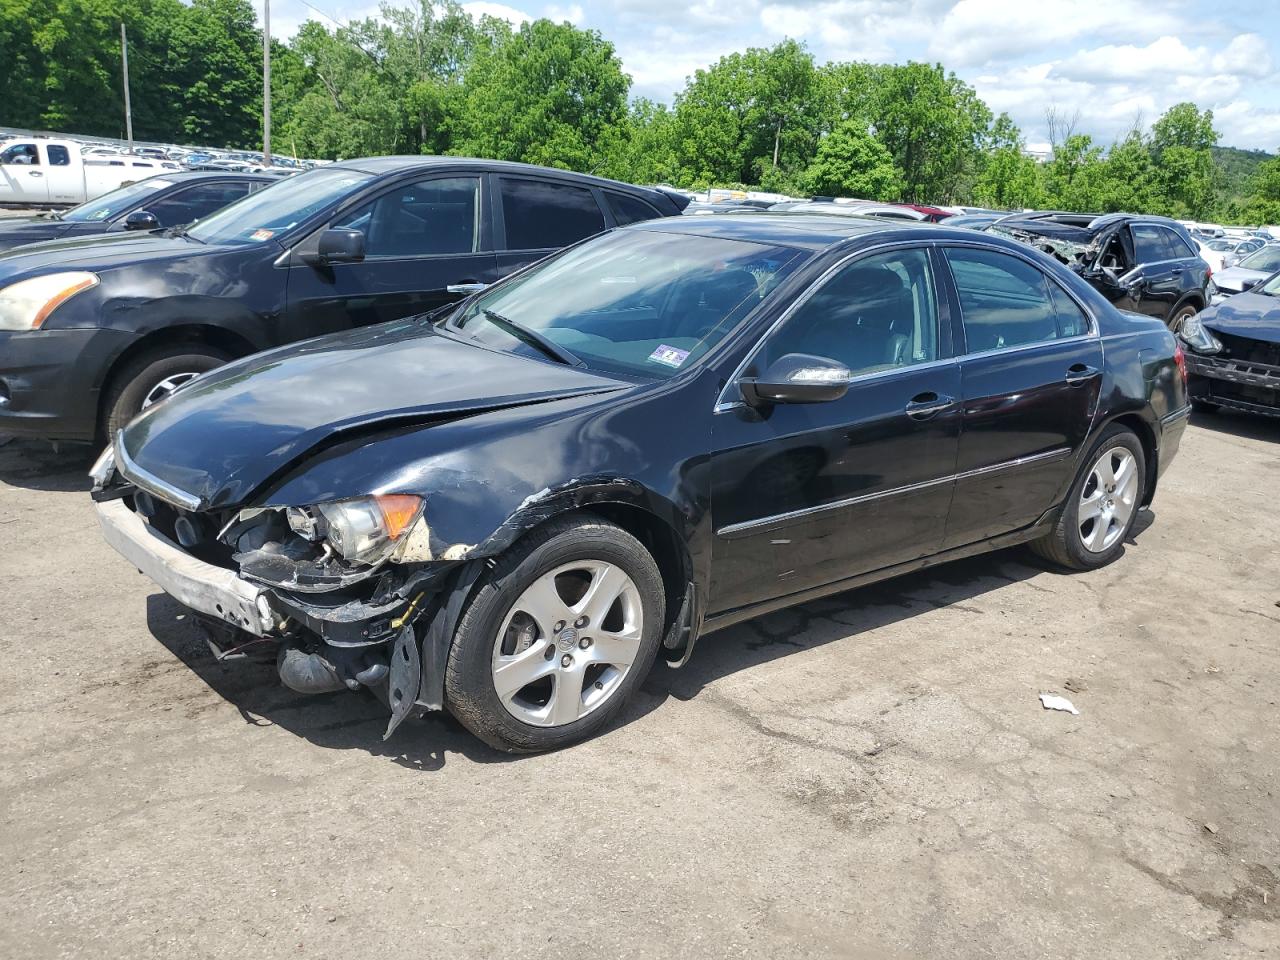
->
[648,344,690,368]
[249,229,275,241]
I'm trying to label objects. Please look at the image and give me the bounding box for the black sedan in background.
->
[0,172,271,251]
[0,158,686,441]
[92,215,1190,752]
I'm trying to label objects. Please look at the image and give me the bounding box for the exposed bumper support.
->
[96,498,276,636]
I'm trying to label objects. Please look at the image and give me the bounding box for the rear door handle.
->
[905,392,956,420]
[446,281,487,295]
[1065,364,1100,386]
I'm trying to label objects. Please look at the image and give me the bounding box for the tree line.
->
[5,0,1280,224]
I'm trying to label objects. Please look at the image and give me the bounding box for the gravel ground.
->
[0,413,1277,959]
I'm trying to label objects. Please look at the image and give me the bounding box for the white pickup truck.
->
[0,138,179,207]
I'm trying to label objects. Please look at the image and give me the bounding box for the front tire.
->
[100,344,230,440]
[445,513,666,753]
[1031,425,1146,571]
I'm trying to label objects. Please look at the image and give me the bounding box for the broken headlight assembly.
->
[290,494,424,565]
[1177,314,1222,355]
[229,494,427,592]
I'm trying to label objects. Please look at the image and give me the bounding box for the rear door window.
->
[499,177,605,250]
[1131,225,1176,264]
[47,145,71,166]
[945,247,1072,352]
[1162,228,1199,259]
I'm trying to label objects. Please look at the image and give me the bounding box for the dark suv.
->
[0,157,686,441]
[992,212,1210,330]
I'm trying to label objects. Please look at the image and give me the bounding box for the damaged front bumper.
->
[96,497,279,635]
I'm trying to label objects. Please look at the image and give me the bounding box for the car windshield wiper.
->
[479,309,580,367]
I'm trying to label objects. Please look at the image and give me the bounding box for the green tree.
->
[869,62,991,203]
[972,113,1043,209]
[800,121,903,199]
[449,19,628,171]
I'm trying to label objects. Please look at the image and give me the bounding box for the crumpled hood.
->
[117,320,628,509]
[1199,292,1280,345]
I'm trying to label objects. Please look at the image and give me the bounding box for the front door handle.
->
[1065,364,1100,386]
[446,281,487,295]
[905,392,956,420]
[27,170,43,177]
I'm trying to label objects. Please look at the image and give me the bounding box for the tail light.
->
[1173,342,1187,387]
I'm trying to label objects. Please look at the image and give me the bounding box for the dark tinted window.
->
[1163,228,1198,258]
[1131,225,1176,263]
[335,176,480,257]
[1047,283,1090,338]
[500,178,605,250]
[946,247,1073,351]
[761,248,939,377]
[607,191,661,226]
[47,145,71,166]
[145,182,254,226]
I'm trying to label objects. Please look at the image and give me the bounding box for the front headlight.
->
[1178,314,1222,355]
[309,494,424,564]
[0,271,99,331]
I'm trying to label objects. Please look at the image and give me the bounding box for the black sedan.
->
[0,172,271,251]
[1180,271,1280,417]
[0,158,685,442]
[92,215,1190,752]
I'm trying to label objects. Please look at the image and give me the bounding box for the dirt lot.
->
[1,414,1277,960]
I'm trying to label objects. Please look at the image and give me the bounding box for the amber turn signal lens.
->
[32,275,99,329]
[374,494,423,539]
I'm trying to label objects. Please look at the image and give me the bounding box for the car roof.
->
[628,210,937,252]
[148,170,274,185]
[326,155,671,199]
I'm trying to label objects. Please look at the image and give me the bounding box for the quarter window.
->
[334,177,480,257]
[500,178,605,250]
[607,191,661,227]
[945,247,1085,351]
[759,248,939,378]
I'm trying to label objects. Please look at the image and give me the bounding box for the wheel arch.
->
[1093,411,1158,506]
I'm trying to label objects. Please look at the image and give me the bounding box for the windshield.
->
[1207,240,1233,251]
[60,179,173,223]
[453,229,800,379]
[1239,246,1280,273]
[187,167,372,245]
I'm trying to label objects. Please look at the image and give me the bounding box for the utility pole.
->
[262,0,271,167]
[120,23,134,154]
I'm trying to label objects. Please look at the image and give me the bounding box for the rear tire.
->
[100,344,230,440]
[1031,425,1146,571]
[445,513,665,753]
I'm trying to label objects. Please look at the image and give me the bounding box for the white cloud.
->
[928,0,1188,68]
[546,3,585,24]
[461,1,532,25]
[1212,33,1273,77]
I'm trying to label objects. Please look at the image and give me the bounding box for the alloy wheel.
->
[142,372,200,409]
[490,560,644,727]
[1078,446,1138,553]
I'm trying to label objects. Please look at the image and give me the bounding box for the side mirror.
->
[740,353,852,406]
[123,210,160,231]
[317,227,365,264]
[1241,279,1257,291]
